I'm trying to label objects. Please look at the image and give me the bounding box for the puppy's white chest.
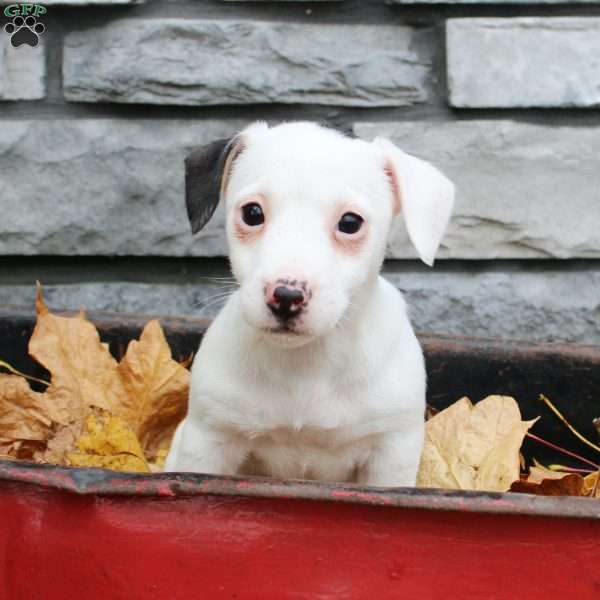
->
[227,370,375,443]
[244,424,374,482]
[217,371,395,482]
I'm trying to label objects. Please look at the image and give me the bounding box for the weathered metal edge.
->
[1,460,599,521]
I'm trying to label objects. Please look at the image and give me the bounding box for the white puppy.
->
[165,121,454,487]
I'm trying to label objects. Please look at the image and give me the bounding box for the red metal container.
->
[1,307,599,600]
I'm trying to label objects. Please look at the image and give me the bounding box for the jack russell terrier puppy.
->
[165,121,454,487]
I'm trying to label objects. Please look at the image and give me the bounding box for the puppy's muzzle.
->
[266,283,307,322]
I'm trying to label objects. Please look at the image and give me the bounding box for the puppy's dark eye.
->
[337,212,364,235]
[241,203,265,227]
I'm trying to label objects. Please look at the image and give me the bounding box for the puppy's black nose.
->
[268,286,305,321]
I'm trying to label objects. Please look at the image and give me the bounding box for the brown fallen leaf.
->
[1,439,47,461]
[509,459,600,497]
[0,287,190,472]
[67,411,149,473]
[417,395,537,492]
[38,420,85,465]
[29,286,125,425]
[116,320,189,460]
[0,374,52,456]
[511,473,586,496]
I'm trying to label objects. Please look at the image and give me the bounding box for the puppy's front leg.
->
[165,418,248,475]
[360,427,425,488]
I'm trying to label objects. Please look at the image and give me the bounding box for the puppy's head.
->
[186,122,454,348]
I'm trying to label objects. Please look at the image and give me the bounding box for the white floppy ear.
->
[375,137,455,267]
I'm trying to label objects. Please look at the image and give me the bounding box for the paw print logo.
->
[4,15,45,48]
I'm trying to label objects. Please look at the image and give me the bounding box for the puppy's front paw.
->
[164,419,248,475]
[360,429,424,488]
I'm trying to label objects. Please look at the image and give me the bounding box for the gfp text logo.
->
[3,4,47,48]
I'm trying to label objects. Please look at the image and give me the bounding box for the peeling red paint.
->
[236,480,258,490]
[330,489,395,505]
[2,476,600,600]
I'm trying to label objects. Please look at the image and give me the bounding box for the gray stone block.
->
[393,268,600,344]
[355,120,600,259]
[447,18,600,107]
[3,267,599,343]
[3,118,600,259]
[0,37,45,100]
[0,119,242,256]
[63,19,429,106]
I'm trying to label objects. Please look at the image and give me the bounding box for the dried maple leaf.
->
[417,395,537,492]
[67,411,149,473]
[148,448,169,473]
[509,459,600,498]
[0,288,190,472]
[527,462,571,484]
[29,286,125,425]
[583,471,600,497]
[116,320,189,459]
[0,374,52,456]
[511,473,586,496]
[38,420,85,465]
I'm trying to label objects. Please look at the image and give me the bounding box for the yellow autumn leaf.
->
[148,448,169,473]
[67,412,149,473]
[583,471,600,498]
[417,395,537,492]
[29,286,125,425]
[116,320,189,459]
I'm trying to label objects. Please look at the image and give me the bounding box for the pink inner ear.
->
[383,160,402,216]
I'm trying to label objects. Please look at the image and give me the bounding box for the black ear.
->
[185,137,239,234]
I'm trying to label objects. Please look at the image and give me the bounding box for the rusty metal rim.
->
[1,459,599,520]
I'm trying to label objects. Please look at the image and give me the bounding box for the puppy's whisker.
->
[197,302,228,317]
[199,288,238,303]
[199,292,234,306]
[196,292,235,315]
[205,276,239,285]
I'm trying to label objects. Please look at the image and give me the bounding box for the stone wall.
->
[1,0,599,343]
